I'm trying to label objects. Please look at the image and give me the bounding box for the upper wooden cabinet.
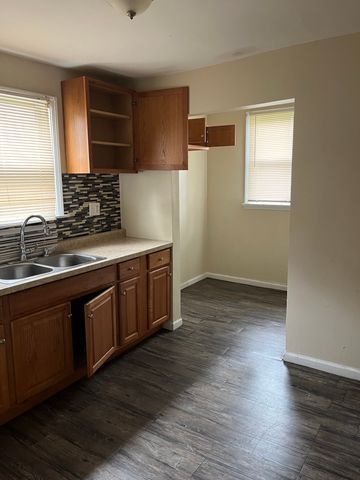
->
[62,77,135,174]
[207,125,235,147]
[189,118,206,146]
[62,76,189,173]
[135,87,189,170]
[0,325,10,413]
[188,118,235,150]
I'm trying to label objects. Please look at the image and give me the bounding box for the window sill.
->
[242,202,290,211]
[0,217,57,229]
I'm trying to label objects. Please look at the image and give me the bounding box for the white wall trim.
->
[283,352,360,382]
[181,272,287,291]
[206,272,287,291]
[242,202,290,211]
[181,273,208,290]
[162,317,183,331]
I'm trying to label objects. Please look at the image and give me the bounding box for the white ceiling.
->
[1,0,360,78]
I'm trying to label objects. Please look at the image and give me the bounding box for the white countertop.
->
[0,230,172,297]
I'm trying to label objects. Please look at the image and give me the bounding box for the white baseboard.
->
[162,317,183,331]
[283,352,360,381]
[206,272,287,291]
[181,272,287,291]
[181,273,207,290]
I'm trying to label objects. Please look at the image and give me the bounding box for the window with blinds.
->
[244,106,294,206]
[0,88,63,226]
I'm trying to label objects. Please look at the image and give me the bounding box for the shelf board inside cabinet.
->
[90,109,131,120]
[91,143,135,172]
[89,83,133,118]
[91,140,132,147]
[92,167,136,174]
[188,144,209,151]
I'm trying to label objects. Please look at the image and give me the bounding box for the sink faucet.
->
[20,215,50,262]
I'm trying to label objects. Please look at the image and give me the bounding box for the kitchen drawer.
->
[118,257,141,280]
[9,266,116,318]
[148,249,171,270]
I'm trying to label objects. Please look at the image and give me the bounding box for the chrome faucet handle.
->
[44,244,56,257]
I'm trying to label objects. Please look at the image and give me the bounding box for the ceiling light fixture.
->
[107,0,154,20]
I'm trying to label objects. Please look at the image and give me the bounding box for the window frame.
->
[243,104,294,211]
[0,85,64,228]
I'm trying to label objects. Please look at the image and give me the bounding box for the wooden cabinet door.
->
[135,87,189,170]
[189,118,206,146]
[11,304,73,403]
[85,286,117,377]
[0,325,10,413]
[148,266,171,329]
[119,277,142,345]
[206,124,235,147]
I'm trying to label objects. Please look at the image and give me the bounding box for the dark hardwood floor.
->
[0,279,359,479]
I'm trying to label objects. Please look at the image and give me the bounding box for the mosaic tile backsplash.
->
[57,174,121,240]
[0,173,121,264]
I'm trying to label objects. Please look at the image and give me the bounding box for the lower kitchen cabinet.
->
[0,246,172,424]
[119,276,142,345]
[84,286,117,376]
[0,325,10,413]
[11,303,73,403]
[148,265,171,329]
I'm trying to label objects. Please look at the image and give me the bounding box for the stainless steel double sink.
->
[0,253,105,285]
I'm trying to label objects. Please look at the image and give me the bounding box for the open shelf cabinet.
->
[62,77,136,173]
[62,76,189,173]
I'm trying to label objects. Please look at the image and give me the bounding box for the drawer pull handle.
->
[128,266,135,271]
[159,257,164,261]
[0,338,5,345]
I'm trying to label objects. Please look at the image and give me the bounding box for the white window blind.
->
[245,107,294,205]
[0,88,62,226]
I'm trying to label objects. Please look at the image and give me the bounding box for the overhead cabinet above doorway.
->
[61,76,189,173]
[188,117,235,150]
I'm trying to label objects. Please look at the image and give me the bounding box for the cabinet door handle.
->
[68,313,73,319]
[122,291,127,296]
[88,312,94,320]
[168,273,172,278]
[0,338,6,345]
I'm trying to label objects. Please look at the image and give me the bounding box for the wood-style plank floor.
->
[0,279,359,479]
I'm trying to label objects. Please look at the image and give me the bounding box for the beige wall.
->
[136,33,360,371]
[3,34,360,370]
[119,171,183,327]
[206,111,289,286]
[0,51,74,171]
[179,152,207,286]
[119,171,173,241]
